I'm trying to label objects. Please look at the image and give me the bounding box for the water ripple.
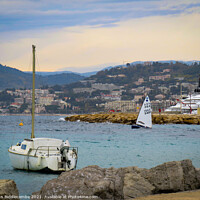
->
[1,116,200,196]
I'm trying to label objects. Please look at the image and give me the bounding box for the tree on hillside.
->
[0,91,14,104]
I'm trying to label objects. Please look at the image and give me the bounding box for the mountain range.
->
[0,60,199,90]
[26,60,200,76]
[25,70,97,77]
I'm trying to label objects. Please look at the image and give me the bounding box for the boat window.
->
[21,144,27,150]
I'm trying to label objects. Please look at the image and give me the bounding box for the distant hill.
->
[87,61,200,86]
[101,60,200,71]
[25,60,200,77]
[57,61,200,103]
[81,71,98,77]
[25,70,97,77]
[2,60,199,91]
[41,73,85,86]
[0,64,85,90]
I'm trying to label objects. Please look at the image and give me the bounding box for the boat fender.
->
[72,148,77,158]
[37,155,42,166]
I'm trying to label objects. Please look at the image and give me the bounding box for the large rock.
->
[134,189,200,200]
[31,160,200,200]
[140,159,200,193]
[0,179,19,200]
[122,167,155,199]
[32,165,124,200]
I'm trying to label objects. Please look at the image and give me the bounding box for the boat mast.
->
[31,45,36,138]
[180,83,182,114]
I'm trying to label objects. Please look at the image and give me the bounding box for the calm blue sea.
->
[0,115,200,197]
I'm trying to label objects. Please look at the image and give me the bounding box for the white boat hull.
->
[8,150,47,171]
[8,138,78,172]
[8,149,77,171]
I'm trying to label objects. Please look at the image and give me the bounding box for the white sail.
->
[136,96,152,128]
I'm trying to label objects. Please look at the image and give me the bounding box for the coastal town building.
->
[151,100,172,112]
[105,100,135,112]
[37,96,54,106]
[162,69,171,73]
[35,105,46,113]
[134,95,144,102]
[92,83,122,91]
[158,86,169,94]
[14,98,24,104]
[155,94,166,100]
[101,93,121,101]
[144,61,152,66]
[149,74,171,81]
[134,78,144,85]
[25,98,32,104]
[110,90,122,96]
[1,73,199,114]
[73,88,93,94]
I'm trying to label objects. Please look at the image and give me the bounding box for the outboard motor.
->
[60,140,71,169]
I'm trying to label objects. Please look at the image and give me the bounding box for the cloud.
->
[0,12,200,72]
[1,0,199,15]
[1,0,200,32]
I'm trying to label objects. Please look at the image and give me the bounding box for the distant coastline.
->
[1,113,200,125]
[0,113,69,117]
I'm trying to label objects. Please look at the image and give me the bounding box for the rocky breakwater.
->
[0,179,19,200]
[65,113,200,125]
[31,159,200,200]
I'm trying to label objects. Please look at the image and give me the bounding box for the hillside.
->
[56,61,200,110]
[0,64,85,90]
[1,61,200,114]
[87,61,200,85]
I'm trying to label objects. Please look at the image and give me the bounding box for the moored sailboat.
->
[8,45,78,172]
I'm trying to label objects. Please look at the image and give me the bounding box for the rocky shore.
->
[65,113,200,125]
[0,179,19,200]
[134,189,200,200]
[31,159,200,200]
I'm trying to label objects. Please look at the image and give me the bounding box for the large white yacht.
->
[165,92,200,114]
[165,75,200,114]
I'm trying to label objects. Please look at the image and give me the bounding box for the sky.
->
[0,0,200,72]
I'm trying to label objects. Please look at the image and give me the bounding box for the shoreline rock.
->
[31,159,200,200]
[0,179,19,200]
[65,113,200,125]
[134,189,200,200]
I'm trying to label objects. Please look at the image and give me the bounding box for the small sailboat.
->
[8,45,78,172]
[132,96,152,129]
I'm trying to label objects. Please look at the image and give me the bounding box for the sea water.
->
[0,115,200,197]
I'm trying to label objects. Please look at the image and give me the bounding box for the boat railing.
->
[34,146,78,157]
